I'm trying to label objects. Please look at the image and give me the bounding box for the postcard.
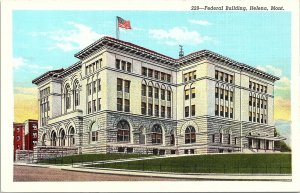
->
[1,0,299,192]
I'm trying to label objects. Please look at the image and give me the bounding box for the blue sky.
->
[13,11,291,87]
[13,11,292,144]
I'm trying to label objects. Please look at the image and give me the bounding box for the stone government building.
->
[32,36,285,155]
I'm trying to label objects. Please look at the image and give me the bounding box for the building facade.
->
[32,36,284,155]
[13,119,38,159]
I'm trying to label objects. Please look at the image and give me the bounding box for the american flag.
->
[117,16,132,29]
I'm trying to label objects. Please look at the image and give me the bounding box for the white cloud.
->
[257,65,282,77]
[13,57,53,73]
[32,21,105,52]
[149,27,211,46]
[189,19,211,26]
[275,76,290,91]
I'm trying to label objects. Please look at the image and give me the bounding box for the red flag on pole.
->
[117,16,132,29]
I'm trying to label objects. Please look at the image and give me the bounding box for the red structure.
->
[13,119,38,160]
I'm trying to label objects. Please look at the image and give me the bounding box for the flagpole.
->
[116,16,120,39]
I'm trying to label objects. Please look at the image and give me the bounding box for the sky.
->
[13,11,291,144]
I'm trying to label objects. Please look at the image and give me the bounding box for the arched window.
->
[185,126,196,144]
[51,131,57,146]
[151,124,162,144]
[90,123,98,143]
[42,133,46,146]
[59,129,65,146]
[117,120,130,142]
[74,81,80,107]
[65,84,71,110]
[68,126,75,146]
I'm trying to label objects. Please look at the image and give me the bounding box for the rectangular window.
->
[229,75,233,84]
[161,89,165,100]
[253,112,256,122]
[142,67,147,76]
[155,105,159,117]
[185,106,189,117]
[148,103,153,116]
[148,86,153,97]
[264,86,267,93]
[225,107,229,117]
[167,107,171,118]
[88,83,92,95]
[253,97,256,107]
[230,91,233,102]
[117,78,123,92]
[191,88,196,98]
[257,99,260,108]
[124,80,130,93]
[249,81,252,89]
[225,74,228,82]
[228,134,231,144]
[127,62,131,72]
[155,87,159,99]
[98,79,101,91]
[99,58,102,68]
[261,114,264,123]
[189,72,192,80]
[88,102,91,114]
[253,83,256,90]
[92,131,98,142]
[161,106,165,117]
[264,100,267,109]
[142,84,146,96]
[98,98,101,111]
[212,134,215,143]
[230,108,233,118]
[154,70,159,79]
[117,98,123,111]
[220,105,224,116]
[95,61,99,70]
[257,113,259,122]
[167,90,171,101]
[89,65,92,73]
[220,88,224,99]
[219,72,223,81]
[185,89,189,100]
[86,66,89,75]
[225,90,228,100]
[167,74,171,82]
[93,81,96,93]
[191,105,195,116]
[93,100,96,112]
[215,70,218,79]
[148,69,153,77]
[32,132,38,138]
[124,99,130,112]
[193,71,196,79]
[219,133,223,143]
[184,73,188,82]
[215,105,219,116]
[141,102,146,115]
[215,87,219,98]
[161,72,165,81]
[121,61,126,70]
[234,137,238,145]
[116,59,120,69]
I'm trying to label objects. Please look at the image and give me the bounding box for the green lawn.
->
[38,153,153,165]
[89,153,291,174]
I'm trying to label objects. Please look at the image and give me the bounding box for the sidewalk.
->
[14,162,292,181]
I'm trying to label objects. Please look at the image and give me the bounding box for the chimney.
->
[179,45,184,58]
